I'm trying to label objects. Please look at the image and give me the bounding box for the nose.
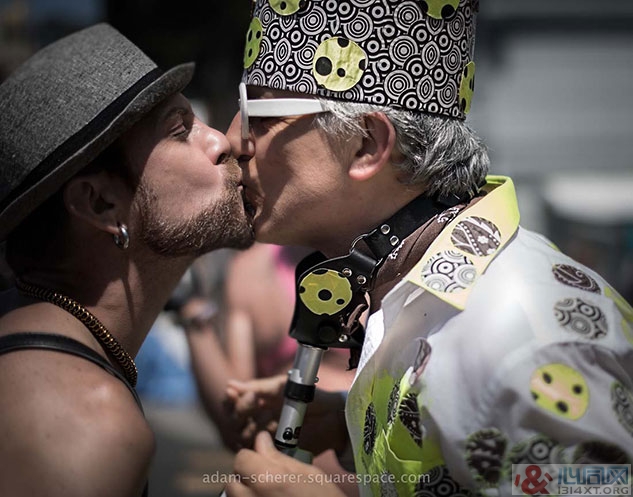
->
[196,118,231,164]
[227,111,255,164]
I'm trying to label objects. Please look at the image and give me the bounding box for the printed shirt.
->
[345,176,633,496]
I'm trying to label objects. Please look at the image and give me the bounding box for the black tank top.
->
[0,332,149,496]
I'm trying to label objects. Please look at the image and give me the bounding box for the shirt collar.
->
[404,175,520,310]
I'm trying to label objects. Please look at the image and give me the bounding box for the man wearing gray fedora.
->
[0,24,253,496]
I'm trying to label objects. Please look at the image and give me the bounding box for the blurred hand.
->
[178,296,219,332]
[223,374,285,451]
[225,432,347,497]
[224,375,348,456]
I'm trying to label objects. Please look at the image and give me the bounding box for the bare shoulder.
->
[226,244,276,299]
[228,243,274,280]
[0,349,154,497]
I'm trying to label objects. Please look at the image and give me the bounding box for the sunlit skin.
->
[122,94,252,257]
[224,85,427,497]
[227,86,421,259]
[127,94,233,219]
[0,92,253,497]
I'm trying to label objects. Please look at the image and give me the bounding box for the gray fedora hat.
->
[0,23,194,240]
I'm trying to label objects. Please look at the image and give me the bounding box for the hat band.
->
[0,67,163,214]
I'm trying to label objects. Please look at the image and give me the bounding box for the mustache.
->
[222,155,242,185]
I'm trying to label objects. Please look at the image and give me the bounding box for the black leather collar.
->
[289,192,467,350]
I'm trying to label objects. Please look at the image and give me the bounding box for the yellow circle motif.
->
[420,0,460,20]
[458,61,475,114]
[269,0,303,16]
[299,268,352,316]
[530,363,589,420]
[244,17,263,69]
[313,37,367,92]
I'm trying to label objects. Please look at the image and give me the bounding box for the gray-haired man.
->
[222,1,633,496]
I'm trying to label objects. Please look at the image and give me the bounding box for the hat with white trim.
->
[242,0,478,119]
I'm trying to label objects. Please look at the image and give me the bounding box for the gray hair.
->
[313,100,489,201]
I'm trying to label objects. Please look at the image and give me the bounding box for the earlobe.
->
[63,174,123,236]
[348,113,397,182]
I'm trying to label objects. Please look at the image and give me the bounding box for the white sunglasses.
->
[239,82,328,140]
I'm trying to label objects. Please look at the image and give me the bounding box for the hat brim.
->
[0,62,195,241]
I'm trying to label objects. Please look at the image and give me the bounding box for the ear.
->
[348,112,397,182]
[63,171,129,237]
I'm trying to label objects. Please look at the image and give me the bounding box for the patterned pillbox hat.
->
[242,0,479,119]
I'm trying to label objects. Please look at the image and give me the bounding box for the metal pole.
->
[219,342,325,496]
[273,343,324,461]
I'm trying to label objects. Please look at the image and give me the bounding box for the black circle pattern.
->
[450,216,501,257]
[244,0,477,119]
[414,465,476,496]
[465,428,507,488]
[381,473,399,497]
[501,435,566,494]
[421,250,476,293]
[363,402,377,454]
[611,382,633,437]
[573,441,631,465]
[506,435,564,466]
[387,382,400,425]
[398,392,423,447]
[552,264,601,293]
[554,298,607,339]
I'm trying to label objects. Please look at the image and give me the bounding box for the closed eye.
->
[173,114,194,141]
[164,105,194,141]
[174,125,191,140]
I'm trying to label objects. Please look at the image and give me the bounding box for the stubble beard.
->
[133,166,254,258]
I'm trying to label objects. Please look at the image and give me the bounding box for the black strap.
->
[363,192,461,261]
[0,332,149,496]
[290,192,464,350]
[0,332,143,411]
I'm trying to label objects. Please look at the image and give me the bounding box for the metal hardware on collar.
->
[289,251,371,350]
[362,192,470,260]
[289,191,474,350]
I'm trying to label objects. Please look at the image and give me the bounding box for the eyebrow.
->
[161,105,192,123]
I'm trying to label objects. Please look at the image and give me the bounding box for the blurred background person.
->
[178,243,359,496]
